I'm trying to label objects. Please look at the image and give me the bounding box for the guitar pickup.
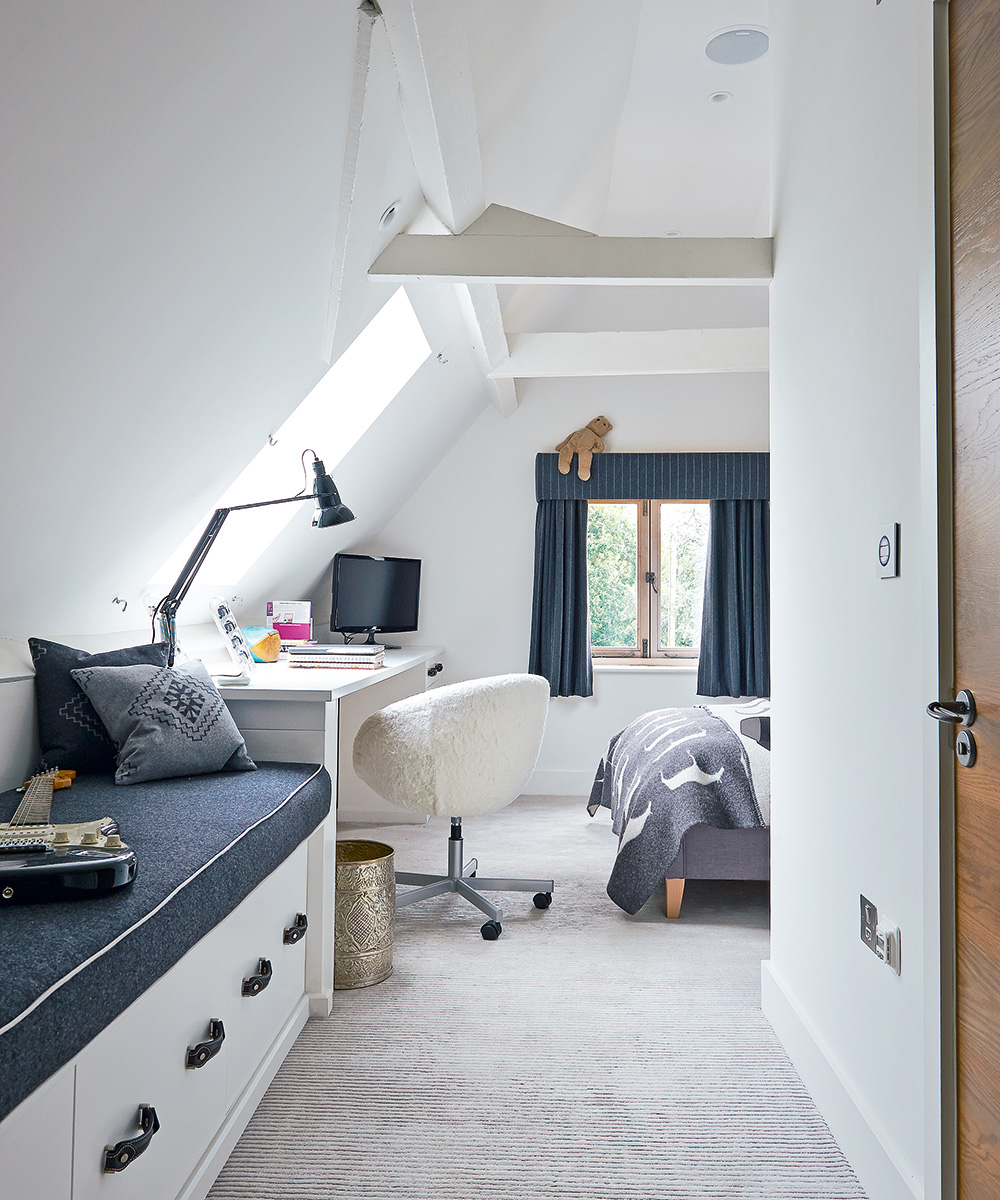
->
[0,839,48,854]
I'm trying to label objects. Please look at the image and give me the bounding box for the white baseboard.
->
[761,961,921,1200]
[337,807,427,826]
[525,769,593,796]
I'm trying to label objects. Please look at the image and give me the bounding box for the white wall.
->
[0,2,487,646]
[765,4,940,1199]
[372,368,769,792]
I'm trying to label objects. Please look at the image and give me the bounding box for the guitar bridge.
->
[0,838,48,854]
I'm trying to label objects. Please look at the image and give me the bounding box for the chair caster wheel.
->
[533,892,552,909]
[481,921,502,940]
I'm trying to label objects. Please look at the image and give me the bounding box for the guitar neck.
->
[10,775,54,827]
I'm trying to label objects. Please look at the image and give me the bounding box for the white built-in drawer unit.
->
[1,842,311,1200]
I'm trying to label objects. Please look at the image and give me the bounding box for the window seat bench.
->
[0,761,331,1200]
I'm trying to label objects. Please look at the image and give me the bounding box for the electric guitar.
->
[0,769,137,904]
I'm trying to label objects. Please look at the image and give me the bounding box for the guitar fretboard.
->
[9,774,54,828]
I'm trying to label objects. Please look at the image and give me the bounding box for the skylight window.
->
[151,288,430,588]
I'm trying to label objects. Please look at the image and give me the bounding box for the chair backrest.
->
[353,674,549,818]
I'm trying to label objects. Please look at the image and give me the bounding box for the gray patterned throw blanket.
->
[587,707,764,914]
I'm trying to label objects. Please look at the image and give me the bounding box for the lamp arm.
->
[160,494,315,614]
[225,492,316,513]
[154,493,317,664]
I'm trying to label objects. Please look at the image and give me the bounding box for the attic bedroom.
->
[1,3,961,1200]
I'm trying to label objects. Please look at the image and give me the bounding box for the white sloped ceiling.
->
[2,0,769,644]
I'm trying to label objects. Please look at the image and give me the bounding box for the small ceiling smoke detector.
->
[705,27,769,65]
[709,91,733,104]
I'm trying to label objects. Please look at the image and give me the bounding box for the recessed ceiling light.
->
[665,230,681,237]
[709,91,733,103]
[705,27,769,65]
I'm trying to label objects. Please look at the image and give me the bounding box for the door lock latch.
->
[956,729,977,768]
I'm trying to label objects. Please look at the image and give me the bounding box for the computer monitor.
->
[330,553,421,643]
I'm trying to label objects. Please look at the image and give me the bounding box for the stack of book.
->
[285,643,386,670]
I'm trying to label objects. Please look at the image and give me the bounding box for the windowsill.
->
[592,659,699,675]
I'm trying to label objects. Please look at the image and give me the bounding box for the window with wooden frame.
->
[587,499,710,661]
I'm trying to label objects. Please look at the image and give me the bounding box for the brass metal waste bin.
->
[334,840,395,990]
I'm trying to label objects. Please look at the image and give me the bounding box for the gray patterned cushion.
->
[70,660,256,785]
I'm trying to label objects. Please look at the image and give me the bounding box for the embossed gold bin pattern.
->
[334,839,394,990]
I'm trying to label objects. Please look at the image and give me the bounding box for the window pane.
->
[588,503,638,648]
[659,503,709,649]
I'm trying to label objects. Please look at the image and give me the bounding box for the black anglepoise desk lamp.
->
[153,450,354,666]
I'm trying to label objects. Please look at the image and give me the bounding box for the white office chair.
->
[352,674,554,939]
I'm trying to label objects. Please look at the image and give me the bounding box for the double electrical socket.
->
[860,895,901,975]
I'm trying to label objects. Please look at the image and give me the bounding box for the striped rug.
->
[209,797,866,1200]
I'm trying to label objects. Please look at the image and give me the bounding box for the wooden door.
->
[951,1,1000,1193]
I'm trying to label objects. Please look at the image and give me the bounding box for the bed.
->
[587,702,770,918]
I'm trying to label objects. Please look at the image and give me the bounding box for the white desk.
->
[218,646,443,1017]
[218,647,444,812]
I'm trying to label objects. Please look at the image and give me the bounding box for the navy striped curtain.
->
[528,500,593,697]
[697,500,770,698]
[530,453,769,699]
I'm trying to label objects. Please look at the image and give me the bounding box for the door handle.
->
[926,689,976,727]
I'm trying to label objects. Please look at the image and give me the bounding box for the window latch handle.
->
[645,571,658,594]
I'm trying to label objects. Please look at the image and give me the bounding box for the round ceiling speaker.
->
[705,28,769,65]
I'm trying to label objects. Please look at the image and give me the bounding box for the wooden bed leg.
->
[665,877,685,919]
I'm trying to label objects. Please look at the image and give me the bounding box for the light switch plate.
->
[878,523,899,578]
[861,894,878,953]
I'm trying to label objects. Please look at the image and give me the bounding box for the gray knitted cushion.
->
[70,659,256,785]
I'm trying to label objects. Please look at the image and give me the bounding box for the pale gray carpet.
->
[209,797,866,1200]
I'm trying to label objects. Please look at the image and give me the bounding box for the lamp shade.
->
[312,459,355,527]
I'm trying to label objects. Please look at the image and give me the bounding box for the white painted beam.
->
[378,1,517,416]
[370,205,773,285]
[460,282,518,416]
[378,0,482,234]
[323,9,396,363]
[489,328,770,378]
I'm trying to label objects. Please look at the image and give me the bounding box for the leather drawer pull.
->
[242,957,272,997]
[103,1104,160,1173]
[283,913,308,945]
[186,1018,225,1068]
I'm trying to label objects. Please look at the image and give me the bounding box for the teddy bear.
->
[555,415,613,481]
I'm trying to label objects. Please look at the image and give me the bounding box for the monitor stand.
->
[364,629,401,650]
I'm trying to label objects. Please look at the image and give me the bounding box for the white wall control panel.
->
[878,522,899,578]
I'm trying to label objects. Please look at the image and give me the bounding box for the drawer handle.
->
[186,1017,225,1069]
[283,913,308,945]
[242,957,272,997]
[103,1104,160,1173]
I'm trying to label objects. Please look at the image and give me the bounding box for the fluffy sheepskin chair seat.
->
[353,673,553,939]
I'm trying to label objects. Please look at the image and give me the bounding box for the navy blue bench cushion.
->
[0,762,331,1121]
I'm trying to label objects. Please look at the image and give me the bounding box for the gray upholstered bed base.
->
[665,825,770,882]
